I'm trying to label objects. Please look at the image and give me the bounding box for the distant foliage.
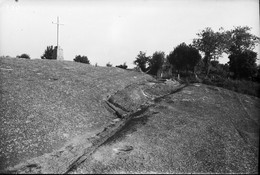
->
[16,53,30,59]
[116,62,128,69]
[224,26,260,54]
[147,51,165,76]
[192,26,260,77]
[73,55,90,64]
[41,46,55,60]
[202,78,260,98]
[224,26,259,80]
[106,62,113,67]
[168,43,201,73]
[256,65,260,82]
[192,27,225,76]
[133,51,150,72]
[210,61,229,78]
[228,49,257,80]
[0,55,11,58]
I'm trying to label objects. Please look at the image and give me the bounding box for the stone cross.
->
[52,17,64,60]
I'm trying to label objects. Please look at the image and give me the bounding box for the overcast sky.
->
[0,0,259,67]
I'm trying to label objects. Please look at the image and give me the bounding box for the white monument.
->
[53,46,64,60]
[52,16,64,60]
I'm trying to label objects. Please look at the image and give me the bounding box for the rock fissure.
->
[3,79,184,174]
[66,82,186,173]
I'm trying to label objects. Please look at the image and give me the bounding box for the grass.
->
[171,72,260,98]
[202,76,260,98]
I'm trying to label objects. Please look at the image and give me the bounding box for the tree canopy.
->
[116,62,128,69]
[133,51,150,72]
[41,46,55,60]
[106,62,112,67]
[192,27,225,76]
[224,26,260,54]
[147,51,165,76]
[228,49,257,80]
[16,53,30,59]
[73,55,90,64]
[224,26,260,80]
[167,43,201,73]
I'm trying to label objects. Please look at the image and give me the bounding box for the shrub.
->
[73,55,90,64]
[106,62,112,67]
[202,77,260,97]
[41,46,55,59]
[116,62,128,69]
[17,53,30,59]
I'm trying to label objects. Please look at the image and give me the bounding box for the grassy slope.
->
[0,57,152,170]
[74,84,259,174]
[0,57,259,173]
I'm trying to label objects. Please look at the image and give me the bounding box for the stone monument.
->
[52,16,64,61]
[53,46,64,60]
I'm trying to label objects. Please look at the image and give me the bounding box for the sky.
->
[0,0,259,68]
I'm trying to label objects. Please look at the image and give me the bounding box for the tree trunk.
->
[204,53,211,78]
[206,64,211,77]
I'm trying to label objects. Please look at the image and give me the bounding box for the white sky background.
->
[0,0,259,68]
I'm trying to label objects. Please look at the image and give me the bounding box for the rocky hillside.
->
[0,57,258,174]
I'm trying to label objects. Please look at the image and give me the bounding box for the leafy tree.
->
[106,62,112,67]
[147,51,165,75]
[224,26,260,54]
[167,43,201,74]
[228,49,257,79]
[41,46,55,59]
[187,45,202,73]
[210,60,219,68]
[224,26,260,80]
[256,65,260,82]
[17,53,30,59]
[116,62,128,69]
[209,61,229,78]
[192,27,225,76]
[133,51,150,72]
[73,55,90,64]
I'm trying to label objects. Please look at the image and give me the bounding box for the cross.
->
[52,16,64,49]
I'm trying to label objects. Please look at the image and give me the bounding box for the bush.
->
[116,62,128,69]
[41,46,56,59]
[73,55,90,64]
[202,77,260,97]
[17,53,30,59]
[106,62,112,67]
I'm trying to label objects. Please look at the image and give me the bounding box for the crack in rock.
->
[2,80,183,174]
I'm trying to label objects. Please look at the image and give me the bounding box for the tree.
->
[41,46,55,59]
[224,26,260,54]
[209,61,229,78]
[116,62,128,69]
[228,49,257,79]
[187,45,202,73]
[225,26,260,80]
[133,51,150,72]
[106,62,112,67]
[147,51,165,76]
[167,43,201,74]
[256,65,260,82]
[192,27,225,76]
[17,53,30,59]
[73,55,90,64]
